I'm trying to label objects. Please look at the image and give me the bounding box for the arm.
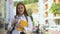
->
[7,17,14,31]
[27,16,33,31]
[24,16,33,33]
[7,17,18,31]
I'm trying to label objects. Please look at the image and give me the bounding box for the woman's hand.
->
[16,24,24,31]
[17,24,24,28]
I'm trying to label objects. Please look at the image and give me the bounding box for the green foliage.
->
[27,8,32,16]
[49,2,60,14]
[14,0,38,6]
[27,8,33,21]
[32,21,35,26]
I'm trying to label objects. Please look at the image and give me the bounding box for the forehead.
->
[18,4,24,7]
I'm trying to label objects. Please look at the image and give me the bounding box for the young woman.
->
[8,2,32,34]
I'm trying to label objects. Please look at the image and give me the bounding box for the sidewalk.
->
[0,28,7,34]
[49,30,60,34]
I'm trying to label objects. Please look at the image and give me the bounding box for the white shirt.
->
[8,15,32,34]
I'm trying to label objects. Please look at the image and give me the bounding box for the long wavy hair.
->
[16,2,28,21]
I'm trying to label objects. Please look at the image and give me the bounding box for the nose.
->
[19,8,22,11]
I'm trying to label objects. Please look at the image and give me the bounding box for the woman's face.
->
[18,4,24,15]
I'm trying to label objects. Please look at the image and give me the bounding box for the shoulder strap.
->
[24,15,28,22]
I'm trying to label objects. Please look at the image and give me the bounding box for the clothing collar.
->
[16,14,25,18]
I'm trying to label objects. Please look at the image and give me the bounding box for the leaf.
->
[49,2,60,14]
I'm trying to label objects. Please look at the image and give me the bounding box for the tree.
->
[49,2,60,14]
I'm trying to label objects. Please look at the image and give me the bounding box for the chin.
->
[19,12,23,14]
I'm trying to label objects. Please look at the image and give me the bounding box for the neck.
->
[18,14,23,17]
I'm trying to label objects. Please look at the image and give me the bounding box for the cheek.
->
[18,9,20,12]
[21,10,24,14]
[19,10,24,14]
[23,9,24,12]
[22,9,24,12]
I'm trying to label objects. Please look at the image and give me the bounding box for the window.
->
[44,12,48,18]
[0,0,1,1]
[53,0,56,2]
[0,5,2,17]
[0,0,1,3]
[54,19,60,25]
[56,0,60,4]
[44,4,48,10]
[45,20,48,24]
[0,13,2,17]
[5,0,7,1]
[43,0,48,3]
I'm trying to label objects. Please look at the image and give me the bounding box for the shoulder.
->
[9,16,15,22]
[27,16,32,21]
[27,16,30,19]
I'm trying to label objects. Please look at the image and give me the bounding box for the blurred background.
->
[0,0,60,34]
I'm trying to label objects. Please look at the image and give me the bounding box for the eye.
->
[18,7,20,9]
[18,7,23,9]
[21,7,23,9]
